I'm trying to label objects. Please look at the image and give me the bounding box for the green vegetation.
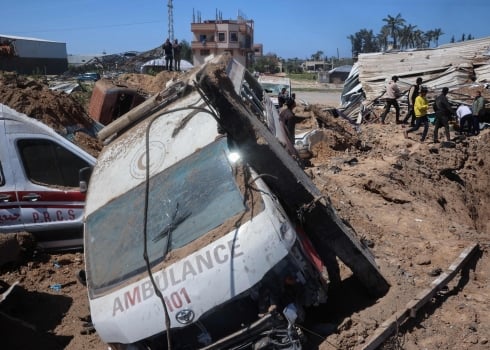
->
[347,13,474,57]
[251,13,475,75]
[288,73,317,81]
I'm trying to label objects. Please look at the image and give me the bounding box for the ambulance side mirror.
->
[79,167,93,193]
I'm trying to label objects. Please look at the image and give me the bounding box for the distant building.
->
[67,54,104,67]
[253,43,263,57]
[328,65,352,83]
[301,60,329,72]
[190,12,258,68]
[0,34,67,75]
[317,65,352,84]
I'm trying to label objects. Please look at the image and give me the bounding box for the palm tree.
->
[377,26,390,51]
[424,30,434,48]
[399,24,417,49]
[413,30,425,48]
[432,28,444,47]
[311,51,324,61]
[382,13,405,49]
[347,34,360,57]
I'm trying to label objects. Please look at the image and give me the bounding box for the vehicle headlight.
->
[228,152,241,163]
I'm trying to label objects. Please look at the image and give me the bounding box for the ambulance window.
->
[17,139,91,187]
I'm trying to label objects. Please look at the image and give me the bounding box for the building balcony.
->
[191,23,216,32]
[191,41,218,49]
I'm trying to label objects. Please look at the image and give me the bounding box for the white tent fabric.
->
[140,58,193,72]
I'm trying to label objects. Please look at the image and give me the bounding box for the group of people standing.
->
[162,38,182,71]
[380,75,485,143]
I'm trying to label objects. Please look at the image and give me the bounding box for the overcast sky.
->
[2,0,489,59]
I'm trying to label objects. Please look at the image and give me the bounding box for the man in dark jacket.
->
[402,77,422,126]
[433,87,453,143]
[162,38,173,71]
[173,39,182,71]
[278,87,288,108]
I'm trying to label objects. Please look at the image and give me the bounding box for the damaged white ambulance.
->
[84,56,329,350]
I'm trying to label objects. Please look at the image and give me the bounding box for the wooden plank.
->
[359,242,479,350]
[196,55,390,297]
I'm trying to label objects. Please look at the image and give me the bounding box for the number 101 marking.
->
[163,287,191,312]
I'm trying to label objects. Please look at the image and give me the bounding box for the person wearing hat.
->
[403,77,423,126]
[404,86,429,142]
[380,75,402,124]
[433,87,453,143]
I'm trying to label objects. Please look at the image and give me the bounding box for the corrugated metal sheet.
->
[474,64,490,83]
[67,54,104,65]
[0,34,66,59]
[357,37,490,102]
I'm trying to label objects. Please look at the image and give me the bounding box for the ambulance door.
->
[13,137,91,234]
[0,132,23,232]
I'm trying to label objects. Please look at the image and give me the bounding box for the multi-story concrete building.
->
[190,13,257,68]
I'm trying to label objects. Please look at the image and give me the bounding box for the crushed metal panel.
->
[474,64,490,83]
[357,37,490,102]
[196,54,390,297]
[341,37,490,118]
[85,55,335,348]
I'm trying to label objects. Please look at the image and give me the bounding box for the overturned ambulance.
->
[84,54,388,350]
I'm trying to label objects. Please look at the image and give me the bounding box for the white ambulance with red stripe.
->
[0,104,96,249]
[84,56,328,350]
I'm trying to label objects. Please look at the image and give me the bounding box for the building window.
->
[199,34,207,44]
[218,32,226,42]
[229,32,238,42]
[200,49,210,56]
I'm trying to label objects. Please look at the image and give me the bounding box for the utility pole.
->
[168,0,174,41]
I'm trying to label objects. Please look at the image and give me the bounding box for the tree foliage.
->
[348,29,380,57]
[180,40,192,62]
[347,13,474,57]
[252,54,281,74]
[310,51,324,61]
[382,13,405,49]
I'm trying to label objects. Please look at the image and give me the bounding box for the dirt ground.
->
[0,71,489,350]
